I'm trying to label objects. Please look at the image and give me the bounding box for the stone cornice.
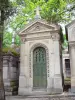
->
[26,36,51,41]
[21,33,60,43]
[19,29,59,36]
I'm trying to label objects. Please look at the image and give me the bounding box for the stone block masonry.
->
[3,53,19,95]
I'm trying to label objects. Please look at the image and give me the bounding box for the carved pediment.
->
[25,22,55,33]
[18,20,59,35]
[66,20,75,41]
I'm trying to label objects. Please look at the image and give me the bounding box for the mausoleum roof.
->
[65,19,75,40]
[18,19,60,36]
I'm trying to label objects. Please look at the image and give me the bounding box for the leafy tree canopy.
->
[3,0,75,47]
[7,0,75,31]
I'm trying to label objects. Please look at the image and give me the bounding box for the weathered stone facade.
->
[18,19,63,95]
[66,20,75,93]
[3,53,19,95]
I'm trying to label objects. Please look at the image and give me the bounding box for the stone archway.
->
[33,47,47,88]
[29,43,49,89]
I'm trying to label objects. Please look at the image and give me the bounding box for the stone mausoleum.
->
[18,11,63,94]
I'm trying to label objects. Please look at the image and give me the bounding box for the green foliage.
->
[4,0,75,48]
[64,78,71,81]
[41,0,68,22]
[62,34,68,49]
[0,0,16,21]
[3,31,20,48]
[0,0,9,10]
[8,0,75,31]
[3,31,12,47]
[10,80,18,87]
[64,77,71,85]
[10,80,18,95]
[15,35,20,46]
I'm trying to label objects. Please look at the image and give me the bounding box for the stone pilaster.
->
[69,42,75,92]
[19,42,26,95]
[53,39,63,93]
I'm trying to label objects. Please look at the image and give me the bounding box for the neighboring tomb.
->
[3,52,19,95]
[62,48,71,92]
[66,20,75,93]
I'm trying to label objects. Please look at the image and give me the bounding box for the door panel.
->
[33,47,47,88]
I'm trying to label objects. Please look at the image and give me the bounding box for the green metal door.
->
[33,47,47,88]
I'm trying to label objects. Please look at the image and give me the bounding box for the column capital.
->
[21,37,26,43]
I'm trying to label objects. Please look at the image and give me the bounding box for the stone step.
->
[6,94,75,100]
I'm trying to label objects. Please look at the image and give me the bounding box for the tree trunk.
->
[0,10,5,100]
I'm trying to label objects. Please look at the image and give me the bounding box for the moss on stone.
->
[64,78,71,81]
[64,78,71,85]
[2,47,20,56]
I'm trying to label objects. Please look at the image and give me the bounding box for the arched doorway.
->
[33,47,47,89]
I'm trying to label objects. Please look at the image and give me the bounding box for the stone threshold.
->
[6,93,75,99]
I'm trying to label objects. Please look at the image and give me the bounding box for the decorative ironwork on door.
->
[33,47,47,88]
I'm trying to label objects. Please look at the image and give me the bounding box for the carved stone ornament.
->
[33,25,40,31]
[19,21,55,35]
[26,23,50,33]
[29,43,49,78]
[21,37,26,43]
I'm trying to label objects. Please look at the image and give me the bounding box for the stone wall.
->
[3,53,19,95]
